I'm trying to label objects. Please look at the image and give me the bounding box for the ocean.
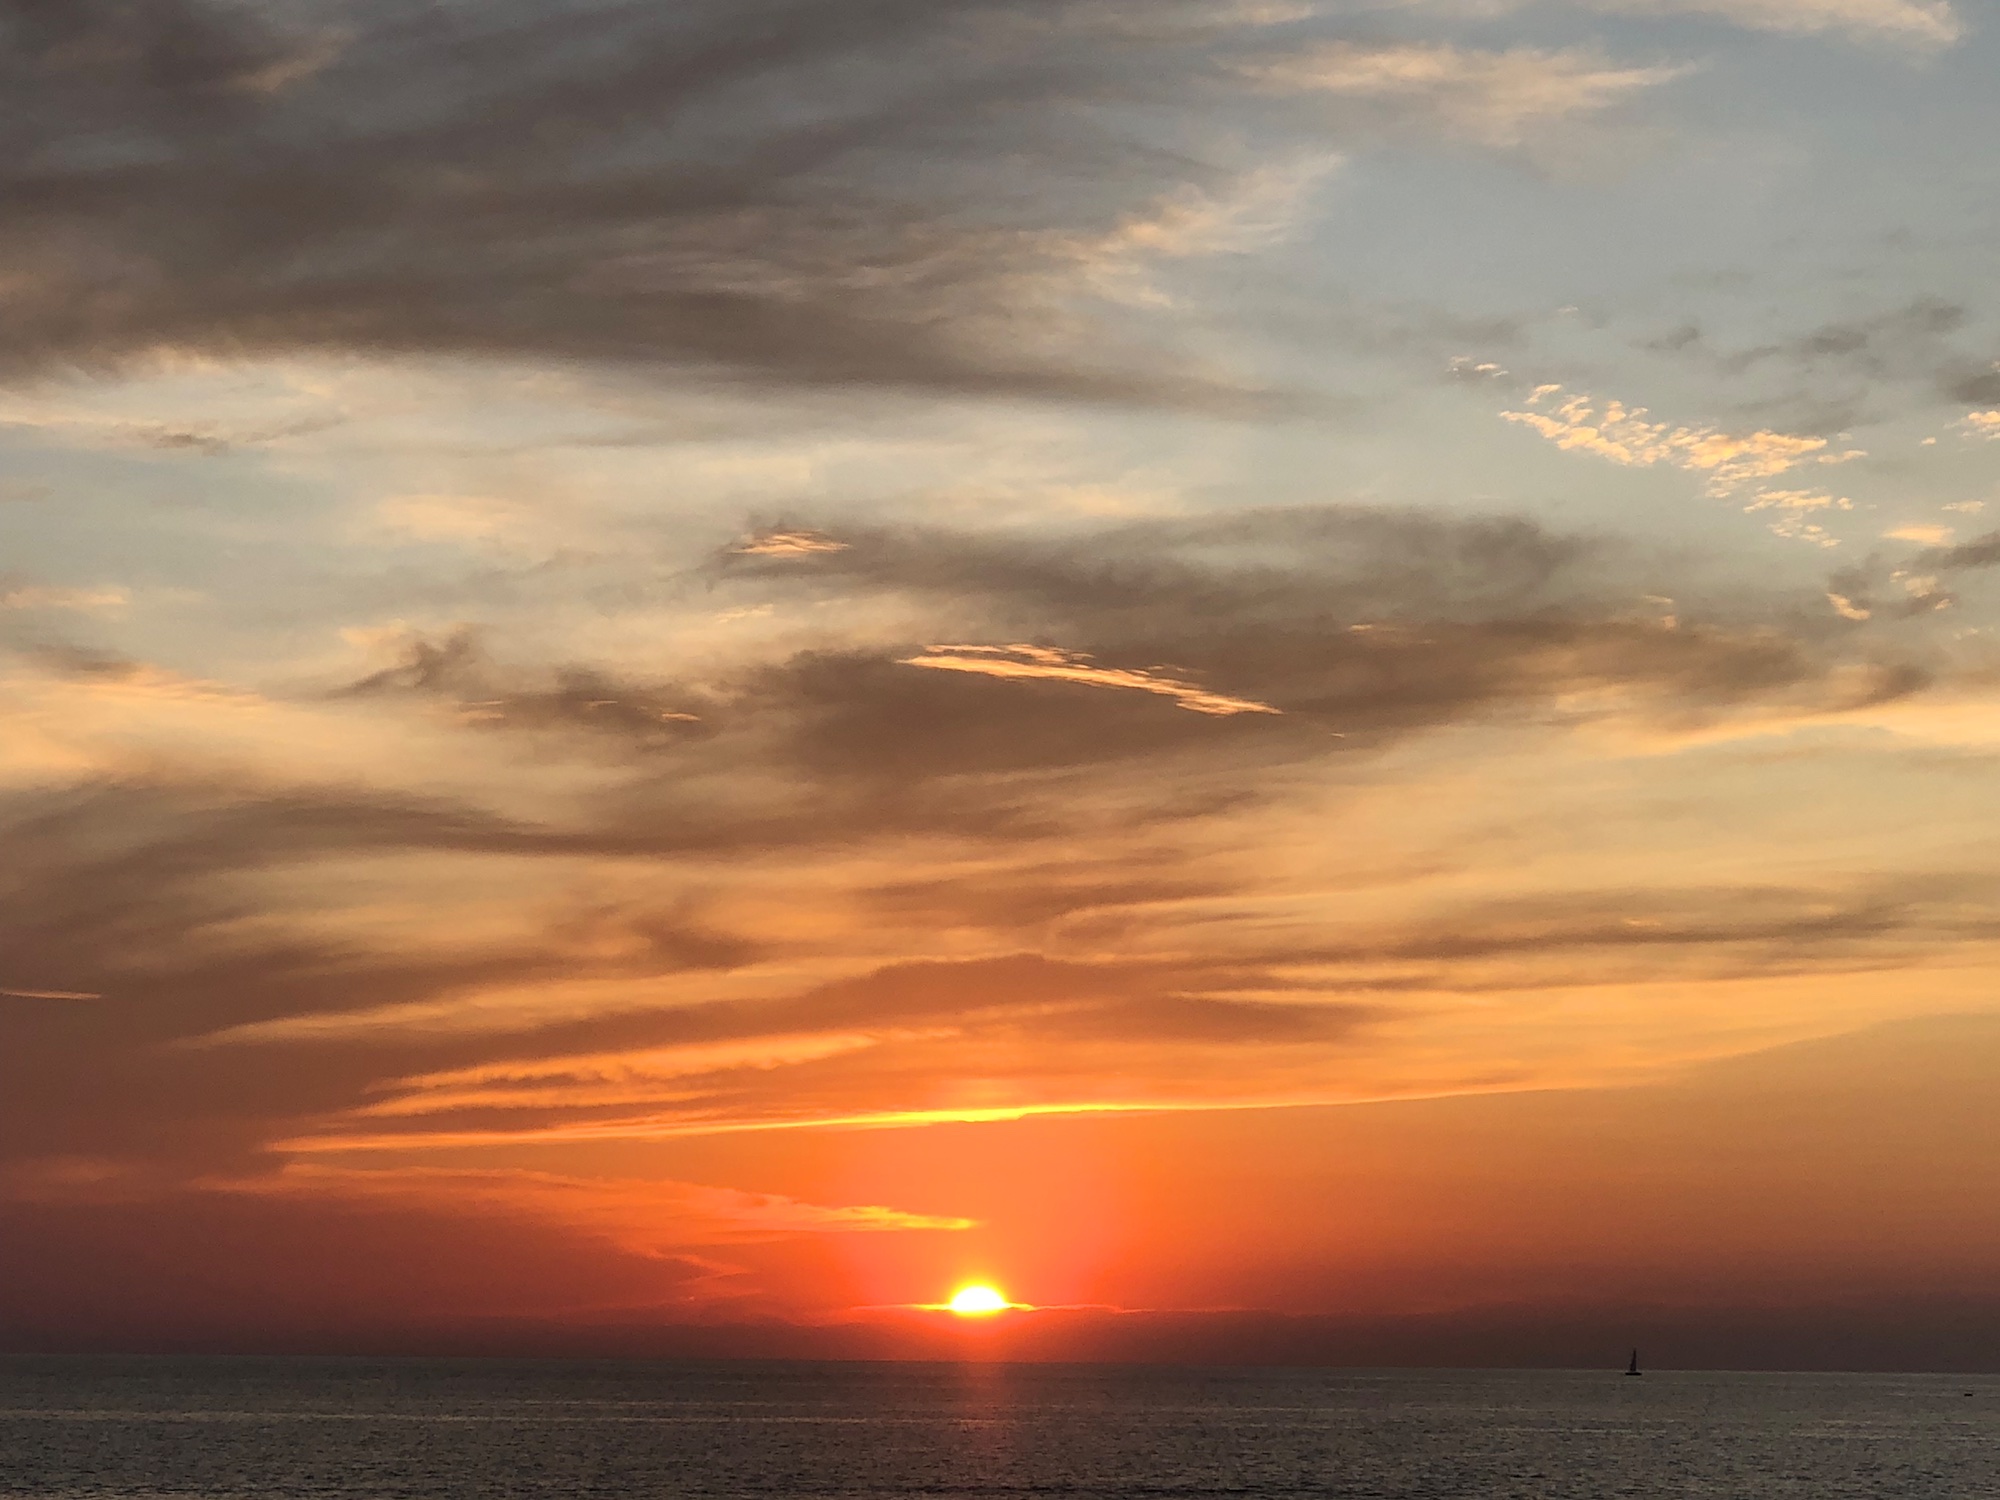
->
[2,1357,1995,1499]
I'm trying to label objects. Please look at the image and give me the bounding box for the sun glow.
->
[946,1283,1011,1316]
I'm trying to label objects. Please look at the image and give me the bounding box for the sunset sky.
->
[5,0,2000,1369]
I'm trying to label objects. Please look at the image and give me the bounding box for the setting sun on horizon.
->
[946,1284,1013,1317]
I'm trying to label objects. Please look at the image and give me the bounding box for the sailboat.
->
[1625,1349,1642,1377]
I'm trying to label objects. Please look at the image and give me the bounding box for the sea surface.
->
[2,1357,1996,1500]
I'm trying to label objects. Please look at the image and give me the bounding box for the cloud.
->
[0,0,1215,403]
[338,627,707,739]
[221,868,2000,1154]
[1816,554,1958,621]
[311,506,1944,805]
[733,529,852,558]
[0,584,129,614]
[1914,530,2000,572]
[0,502,1975,1196]
[1744,490,1852,549]
[1424,0,1962,47]
[899,643,1281,716]
[1246,43,1682,148]
[1633,300,1986,432]
[1502,385,1874,543]
[0,382,337,454]
[1732,300,1968,377]
[351,1034,905,1116]
[0,2,1736,411]
[1504,387,1840,496]
[212,1164,974,1252]
[1615,0,1961,45]
[374,494,528,543]
[0,0,1415,410]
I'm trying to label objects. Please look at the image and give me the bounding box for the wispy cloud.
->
[373,494,530,543]
[211,1164,975,1252]
[1246,43,1684,147]
[733,530,852,558]
[353,1034,901,1115]
[0,0,1375,410]
[1,584,130,614]
[1505,387,1846,495]
[1503,386,1868,544]
[1611,0,1961,46]
[899,643,1282,716]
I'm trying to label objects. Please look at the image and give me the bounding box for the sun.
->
[946,1283,1011,1316]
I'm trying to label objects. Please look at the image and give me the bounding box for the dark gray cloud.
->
[298,504,1944,804]
[1722,299,1968,378]
[0,0,1319,407]
[1634,298,2000,431]
[298,503,1932,844]
[711,507,1927,737]
[339,626,711,741]
[1943,367,2000,407]
[1917,529,2000,572]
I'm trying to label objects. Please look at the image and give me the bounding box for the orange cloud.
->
[1504,388,1842,496]
[898,644,1279,716]
[208,1164,975,1256]
[733,529,850,557]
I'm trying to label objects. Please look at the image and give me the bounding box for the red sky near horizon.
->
[6,0,2000,1370]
